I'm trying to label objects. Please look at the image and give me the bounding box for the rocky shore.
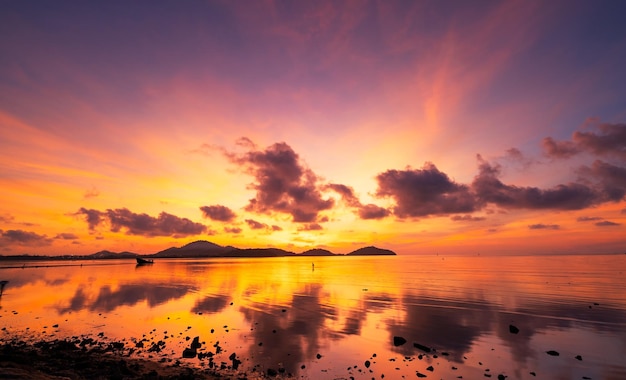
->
[0,338,253,380]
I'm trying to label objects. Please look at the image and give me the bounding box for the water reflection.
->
[56,284,193,314]
[1,255,625,378]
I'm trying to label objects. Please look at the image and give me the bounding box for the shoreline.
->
[0,337,258,379]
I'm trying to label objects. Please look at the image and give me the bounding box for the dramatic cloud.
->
[0,229,53,246]
[543,122,626,159]
[595,221,621,227]
[375,162,477,217]
[74,208,206,237]
[528,224,560,230]
[200,205,237,222]
[54,233,79,240]
[472,158,599,210]
[226,141,333,223]
[451,215,486,222]
[271,225,283,231]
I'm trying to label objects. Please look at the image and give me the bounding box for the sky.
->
[1,0,625,256]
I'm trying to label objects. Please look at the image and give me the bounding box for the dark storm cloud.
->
[472,158,600,210]
[75,208,206,237]
[595,220,621,227]
[245,219,267,230]
[543,122,626,159]
[54,233,79,240]
[199,205,237,222]
[226,141,333,223]
[375,162,477,217]
[451,215,486,222]
[0,229,53,246]
[528,224,560,230]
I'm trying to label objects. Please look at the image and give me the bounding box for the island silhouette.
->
[0,240,396,261]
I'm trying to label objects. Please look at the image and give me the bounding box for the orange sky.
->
[1,1,625,255]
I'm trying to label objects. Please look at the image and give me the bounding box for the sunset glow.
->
[1,1,625,255]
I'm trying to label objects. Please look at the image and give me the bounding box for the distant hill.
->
[151,240,232,258]
[346,246,396,256]
[0,241,396,261]
[225,248,295,257]
[298,248,337,256]
[88,250,139,259]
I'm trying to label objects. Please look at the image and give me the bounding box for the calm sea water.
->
[1,254,625,379]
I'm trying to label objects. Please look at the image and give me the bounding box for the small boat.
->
[136,257,154,265]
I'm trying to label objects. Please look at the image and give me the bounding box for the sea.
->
[1,254,625,379]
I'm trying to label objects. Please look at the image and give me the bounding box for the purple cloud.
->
[595,220,621,227]
[375,162,477,217]
[327,183,390,220]
[472,158,599,210]
[577,160,626,201]
[298,223,323,231]
[75,208,206,237]
[327,183,362,207]
[245,219,267,230]
[74,208,104,231]
[528,224,560,230]
[224,226,243,234]
[226,141,333,223]
[0,229,53,246]
[54,233,79,240]
[451,215,486,222]
[543,122,626,159]
[542,137,581,158]
[576,216,603,222]
[200,205,237,222]
[358,204,391,220]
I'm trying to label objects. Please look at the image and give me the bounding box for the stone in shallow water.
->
[413,342,431,353]
[393,336,407,346]
[182,348,196,358]
[509,324,519,334]
[546,350,559,356]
